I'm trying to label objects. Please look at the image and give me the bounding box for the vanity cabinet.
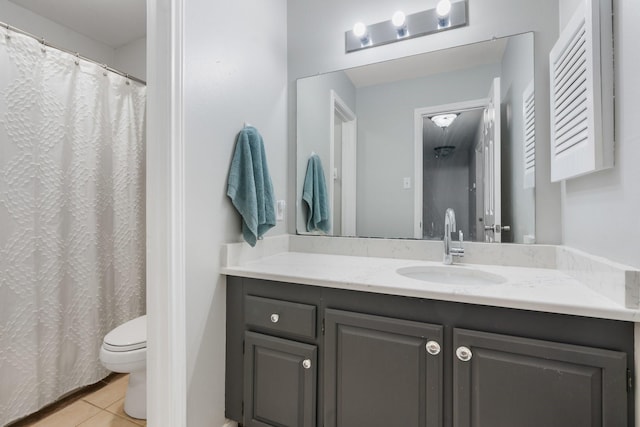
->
[324,309,443,427]
[453,328,627,427]
[225,277,634,427]
[243,332,316,427]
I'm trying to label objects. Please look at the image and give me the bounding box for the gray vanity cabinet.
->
[225,276,634,426]
[244,331,317,427]
[453,328,628,427]
[324,309,444,427]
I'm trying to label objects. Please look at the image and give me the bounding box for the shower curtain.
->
[0,30,146,425]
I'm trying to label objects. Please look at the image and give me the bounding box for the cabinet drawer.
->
[245,295,316,339]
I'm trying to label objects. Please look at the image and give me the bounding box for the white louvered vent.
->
[523,80,535,189]
[549,0,613,182]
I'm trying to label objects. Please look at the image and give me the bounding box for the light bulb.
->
[436,0,452,18]
[392,11,406,28]
[353,22,367,38]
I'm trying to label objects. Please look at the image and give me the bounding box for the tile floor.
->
[9,374,146,427]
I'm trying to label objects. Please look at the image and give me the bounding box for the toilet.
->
[99,315,147,419]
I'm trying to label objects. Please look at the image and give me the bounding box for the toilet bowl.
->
[100,315,146,419]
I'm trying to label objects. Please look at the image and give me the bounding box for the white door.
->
[483,77,502,243]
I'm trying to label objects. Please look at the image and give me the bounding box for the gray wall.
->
[287,0,561,244]
[182,0,288,425]
[560,0,640,268]
[500,34,535,243]
[113,37,147,81]
[0,0,115,64]
[0,1,145,81]
[355,63,500,238]
[423,147,471,240]
[296,72,356,234]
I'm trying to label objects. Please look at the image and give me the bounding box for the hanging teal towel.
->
[227,126,276,246]
[302,154,330,233]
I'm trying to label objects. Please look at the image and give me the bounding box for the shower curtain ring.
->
[125,73,130,85]
[74,53,80,65]
[40,38,46,53]
[103,64,108,77]
[5,23,10,40]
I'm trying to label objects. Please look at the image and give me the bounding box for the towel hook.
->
[244,122,252,128]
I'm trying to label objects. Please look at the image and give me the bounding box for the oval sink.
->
[396,265,507,286]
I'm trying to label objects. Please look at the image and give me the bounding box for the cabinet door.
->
[244,331,317,427]
[324,309,444,427]
[453,328,627,427]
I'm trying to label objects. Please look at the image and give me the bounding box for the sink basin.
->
[396,265,507,286]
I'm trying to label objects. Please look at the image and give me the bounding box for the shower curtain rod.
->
[1,21,146,85]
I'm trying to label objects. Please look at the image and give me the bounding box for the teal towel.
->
[302,154,330,233]
[227,126,276,246]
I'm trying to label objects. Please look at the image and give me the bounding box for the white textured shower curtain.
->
[0,31,146,425]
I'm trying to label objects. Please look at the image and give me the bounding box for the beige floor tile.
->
[77,411,140,427]
[82,376,129,409]
[105,399,146,426]
[31,400,101,427]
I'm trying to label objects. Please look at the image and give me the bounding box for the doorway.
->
[414,77,502,242]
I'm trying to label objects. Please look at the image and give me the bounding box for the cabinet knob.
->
[302,359,312,369]
[426,341,441,356]
[456,346,473,362]
[270,313,279,323]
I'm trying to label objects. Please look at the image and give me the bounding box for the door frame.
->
[329,90,357,236]
[147,0,187,426]
[413,98,488,239]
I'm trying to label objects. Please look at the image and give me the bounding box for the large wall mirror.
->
[296,32,535,243]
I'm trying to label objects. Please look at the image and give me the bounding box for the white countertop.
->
[222,251,640,322]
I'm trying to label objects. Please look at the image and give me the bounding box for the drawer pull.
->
[302,359,312,369]
[456,346,472,362]
[426,341,441,356]
[270,313,280,323]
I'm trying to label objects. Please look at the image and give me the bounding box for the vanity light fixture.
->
[392,11,408,38]
[431,113,458,128]
[436,0,452,27]
[345,0,467,53]
[352,22,371,47]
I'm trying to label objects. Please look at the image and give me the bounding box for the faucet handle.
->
[458,230,463,243]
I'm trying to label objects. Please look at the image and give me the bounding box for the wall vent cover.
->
[549,0,613,182]
[523,80,536,189]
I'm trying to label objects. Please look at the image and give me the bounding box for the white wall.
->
[560,0,640,268]
[0,0,114,64]
[287,0,562,244]
[182,0,288,425]
[114,37,147,81]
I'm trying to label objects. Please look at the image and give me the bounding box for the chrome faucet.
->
[443,208,464,265]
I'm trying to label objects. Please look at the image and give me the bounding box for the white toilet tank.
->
[103,315,146,352]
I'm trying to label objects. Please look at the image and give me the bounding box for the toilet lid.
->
[103,315,146,352]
